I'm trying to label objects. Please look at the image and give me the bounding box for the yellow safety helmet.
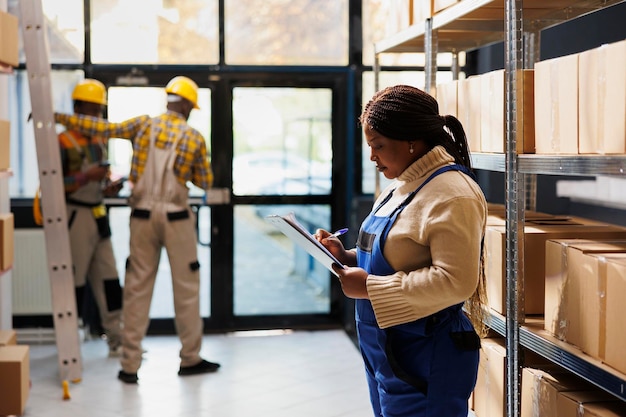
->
[165,76,200,109]
[71,79,107,105]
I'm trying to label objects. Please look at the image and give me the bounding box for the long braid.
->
[360,85,486,337]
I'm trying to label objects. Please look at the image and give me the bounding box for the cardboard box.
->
[558,390,626,417]
[602,254,626,375]
[473,337,506,417]
[433,0,459,14]
[474,339,550,417]
[485,222,626,315]
[436,80,458,118]
[0,329,17,346]
[0,345,30,416]
[544,240,626,353]
[385,0,413,36]
[0,11,18,67]
[0,119,9,170]
[0,213,14,271]
[412,0,433,23]
[534,53,579,154]
[521,367,595,417]
[486,205,562,226]
[478,69,535,154]
[458,76,482,152]
[579,40,626,154]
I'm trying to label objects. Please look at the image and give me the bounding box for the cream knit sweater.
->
[363,145,487,329]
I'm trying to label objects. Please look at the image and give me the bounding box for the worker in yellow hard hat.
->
[54,75,219,384]
[57,78,124,357]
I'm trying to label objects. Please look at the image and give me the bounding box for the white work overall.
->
[122,120,203,373]
[64,131,122,348]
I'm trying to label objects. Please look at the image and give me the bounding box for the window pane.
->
[234,205,331,315]
[225,0,348,65]
[9,0,84,64]
[8,70,84,198]
[107,85,212,197]
[90,0,219,64]
[232,87,332,196]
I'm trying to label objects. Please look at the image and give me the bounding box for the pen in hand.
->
[330,228,349,238]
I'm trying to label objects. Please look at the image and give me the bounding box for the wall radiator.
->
[12,229,52,315]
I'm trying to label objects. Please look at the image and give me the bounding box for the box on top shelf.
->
[0,119,9,170]
[0,11,18,68]
[579,39,626,155]
[544,239,626,361]
[485,219,626,315]
[534,53,579,154]
[457,75,481,152]
[385,0,413,37]
[436,79,457,119]
[479,69,535,154]
[433,0,460,14]
[412,0,433,23]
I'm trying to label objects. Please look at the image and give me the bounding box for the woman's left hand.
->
[332,264,369,299]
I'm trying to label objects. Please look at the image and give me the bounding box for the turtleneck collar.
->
[397,145,455,183]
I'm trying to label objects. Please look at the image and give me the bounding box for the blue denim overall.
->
[356,165,481,417]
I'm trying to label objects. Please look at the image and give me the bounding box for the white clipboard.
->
[265,212,346,277]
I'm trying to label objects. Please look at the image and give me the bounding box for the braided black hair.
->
[360,85,473,170]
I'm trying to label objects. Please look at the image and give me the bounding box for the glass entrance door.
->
[231,87,334,317]
[104,80,343,331]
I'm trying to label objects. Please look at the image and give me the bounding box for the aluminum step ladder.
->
[19,0,83,390]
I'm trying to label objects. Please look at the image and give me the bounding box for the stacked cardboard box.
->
[535,38,626,155]
[0,330,30,416]
[484,218,626,315]
[545,240,626,375]
[521,367,623,417]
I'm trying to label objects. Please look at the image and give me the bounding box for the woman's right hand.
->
[315,229,349,264]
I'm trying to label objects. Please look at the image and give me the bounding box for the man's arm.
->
[54,113,150,142]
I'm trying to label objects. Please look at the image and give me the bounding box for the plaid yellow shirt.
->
[55,111,213,190]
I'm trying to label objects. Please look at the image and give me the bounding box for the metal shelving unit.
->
[472,153,626,176]
[374,1,626,416]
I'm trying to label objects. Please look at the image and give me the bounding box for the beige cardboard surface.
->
[0,329,16,346]
[473,337,506,417]
[457,76,482,152]
[0,345,30,416]
[480,69,535,154]
[579,40,626,154]
[558,390,622,417]
[0,11,19,67]
[521,367,593,417]
[0,119,9,171]
[485,224,626,315]
[535,53,579,154]
[436,80,458,118]
[544,240,626,353]
[602,254,626,375]
[0,213,14,271]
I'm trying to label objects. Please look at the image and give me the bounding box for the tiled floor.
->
[23,329,373,417]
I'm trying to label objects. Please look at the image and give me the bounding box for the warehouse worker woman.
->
[316,85,488,417]
[59,79,124,357]
[55,76,220,384]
